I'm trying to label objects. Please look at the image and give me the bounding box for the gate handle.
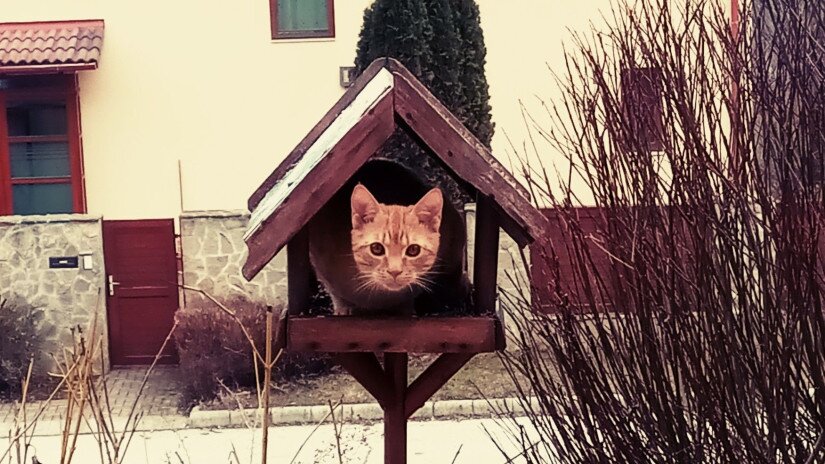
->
[107,275,121,296]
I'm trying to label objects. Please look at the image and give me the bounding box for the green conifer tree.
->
[453,0,494,146]
[354,0,495,207]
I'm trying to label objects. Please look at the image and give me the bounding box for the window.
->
[270,0,335,39]
[0,75,84,216]
[620,67,665,152]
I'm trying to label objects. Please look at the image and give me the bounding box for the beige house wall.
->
[0,0,615,219]
[0,1,735,360]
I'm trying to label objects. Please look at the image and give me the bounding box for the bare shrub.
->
[497,0,825,462]
[0,296,50,395]
[174,296,332,406]
[2,296,173,464]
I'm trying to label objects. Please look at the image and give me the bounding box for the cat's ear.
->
[351,184,380,228]
[413,188,443,232]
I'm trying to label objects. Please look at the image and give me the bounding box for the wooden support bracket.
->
[293,312,503,456]
[405,352,475,418]
[333,350,478,464]
[335,353,392,408]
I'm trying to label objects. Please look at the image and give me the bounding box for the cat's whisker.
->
[351,272,372,289]
[424,263,448,275]
[353,277,378,293]
[414,277,436,293]
[366,281,384,297]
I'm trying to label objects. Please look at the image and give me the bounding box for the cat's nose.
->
[388,269,402,279]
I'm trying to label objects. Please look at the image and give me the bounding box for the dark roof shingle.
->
[0,20,104,68]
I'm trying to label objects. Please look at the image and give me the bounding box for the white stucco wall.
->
[2,1,730,219]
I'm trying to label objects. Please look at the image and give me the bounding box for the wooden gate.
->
[103,219,178,365]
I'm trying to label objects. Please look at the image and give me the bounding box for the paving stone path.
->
[0,366,185,426]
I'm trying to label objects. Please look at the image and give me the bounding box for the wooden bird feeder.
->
[242,58,550,464]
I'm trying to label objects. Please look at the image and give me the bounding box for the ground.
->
[0,353,527,422]
[0,356,540,463]
[1,417,545,463]
[203,353,525,411]
[0,366,184,425]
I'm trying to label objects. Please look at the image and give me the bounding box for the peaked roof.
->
[0,20,104,73]
[243,58,550,280]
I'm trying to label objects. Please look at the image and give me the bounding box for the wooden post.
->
[261,308,273,464]
[473,195,500,314]
[384,353,408,464]
[287,227,312,316]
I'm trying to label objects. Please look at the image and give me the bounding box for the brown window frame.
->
[269,0,335,40]
[0,74,86,216]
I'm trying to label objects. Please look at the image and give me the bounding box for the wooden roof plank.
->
[392,71,550,246]
[248,59,390,211]
[245,67,395,242]
[243,58,553,280]
[243,91,396,279]
[385,60,531,202]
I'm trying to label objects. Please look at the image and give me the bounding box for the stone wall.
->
[0,207,533,372]
[0,214,108,366]
[180,211,287,308]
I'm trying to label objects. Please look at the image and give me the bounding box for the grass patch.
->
[201,353,524,411]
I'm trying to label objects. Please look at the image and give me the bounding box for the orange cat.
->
[308,160,468,316]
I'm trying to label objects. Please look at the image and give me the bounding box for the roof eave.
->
[242,74,397,280]
[247,59,391,212]
[0,62,98,75]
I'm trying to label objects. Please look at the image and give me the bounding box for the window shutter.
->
[620,67,665,152]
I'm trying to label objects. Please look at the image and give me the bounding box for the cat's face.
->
[350,184,443,292]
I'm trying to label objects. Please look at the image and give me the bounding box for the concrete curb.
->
[4,397,542,437]
[9,415,190,438]
[188,396,541,429]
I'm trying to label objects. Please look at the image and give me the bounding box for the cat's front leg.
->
[331,294,355,316]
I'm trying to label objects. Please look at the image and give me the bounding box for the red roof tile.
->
[0,20,104,69]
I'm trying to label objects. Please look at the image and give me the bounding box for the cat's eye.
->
[405,244,421,257]
[369,243,385,256]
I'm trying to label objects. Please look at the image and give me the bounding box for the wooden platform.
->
[286,316,504,353]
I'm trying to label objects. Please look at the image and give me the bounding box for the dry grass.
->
[202,352,529,411]
[1,289,299,464]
